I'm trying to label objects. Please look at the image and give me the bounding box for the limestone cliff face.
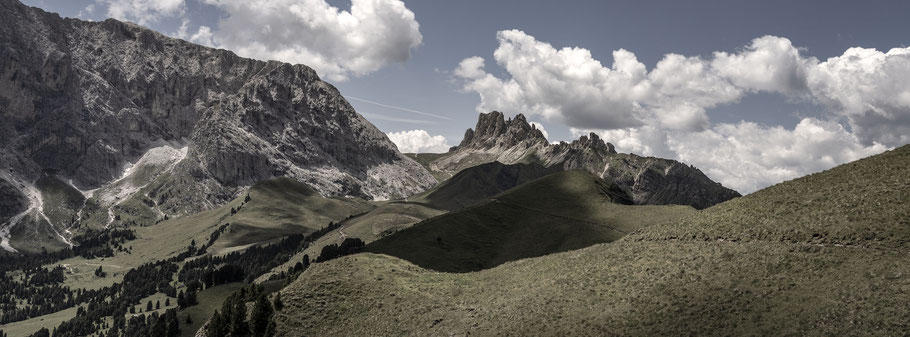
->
[430,111,740,209]
[0,0,435,251]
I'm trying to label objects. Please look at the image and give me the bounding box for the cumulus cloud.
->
[197,0,422,81]
[387,130,451,153]
[711,36,810,94]
[456,31,910,147]
[101,0,185,25]
[573,119,887,194]
[100,0,421,81]
[455,30,750,132]
[808,47,910,146]
[667,119,887,193]
[461,31,907,194]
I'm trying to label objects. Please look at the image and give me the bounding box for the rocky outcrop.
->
[0,0,435,250]
[428,111,740,209]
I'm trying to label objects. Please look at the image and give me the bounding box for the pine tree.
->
[166,309,180,337]
[156,300,161,310]
[206,310,228,337]
[147,300,153,312]
[229,298,248,336]
[252,295,274,337]
[177,291,186,308]
[186,289,198,306]
[165,298,170,307]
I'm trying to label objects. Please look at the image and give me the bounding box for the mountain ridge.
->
[0,0,435,252]
[427,111,740,209]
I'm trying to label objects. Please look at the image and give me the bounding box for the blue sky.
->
[20,0,910,193]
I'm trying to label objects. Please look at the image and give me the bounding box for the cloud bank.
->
[101,0,185,25]
[457,30,909,193]
[387,130,451,153]
[106,0,422,81]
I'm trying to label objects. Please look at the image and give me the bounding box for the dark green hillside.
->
[366,170,693,272]
[274,146,910,336]
[411,161,558,211]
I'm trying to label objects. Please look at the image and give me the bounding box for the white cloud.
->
[387,130,450,153]
[711,36,810,94]
[456,31,910,148]
[101,0,185,25]
[667,119,888,193]
[455,30,747,133]
[77,4,95,19]
[529,122,549,140]
[98,0,420,81]
[575,119,887,194]
[808,46,910,146]
[460,31,906,194]
[197,0,422,81]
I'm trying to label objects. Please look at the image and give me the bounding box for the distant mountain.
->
[0,0,435,253]
[425,111,741,209]
[366,169,694,272]
[273,145,910,336]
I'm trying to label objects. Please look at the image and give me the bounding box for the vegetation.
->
[0,228,137,324]
[272,146,910,335]
[404,153,454,181]
[409,161,558,211]
[367,170,692,272]
[205,285,278,337]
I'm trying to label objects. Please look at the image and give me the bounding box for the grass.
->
[1,305,80,337]
[366,170,694,272]
[256,200,446,282]
[630,144,910,248]
[177,282,246,337]
[405,153,453,181]
[11,177,377,335]
[210,177,375,254]
[409,161,558,211]
[273,145,910,336]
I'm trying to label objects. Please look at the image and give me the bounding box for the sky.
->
[21,0,910,194]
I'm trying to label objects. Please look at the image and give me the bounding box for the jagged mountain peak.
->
[458,111,549,150]
[0,0,436,252]
[428,111,740,209]
[552,132,617,155]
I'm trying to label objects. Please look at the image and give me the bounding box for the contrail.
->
[344,95,452,120]
[361,112,439,125]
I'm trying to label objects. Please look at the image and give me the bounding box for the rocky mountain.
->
[0,0,435,253]
[428,111,740,209]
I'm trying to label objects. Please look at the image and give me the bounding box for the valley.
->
[1,0,908,336]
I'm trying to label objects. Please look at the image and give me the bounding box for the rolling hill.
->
[272,145,910,336]
[409,161,559,212]
[366,169,695,272]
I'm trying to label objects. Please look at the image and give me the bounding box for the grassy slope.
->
[257,201,446,282]
[275,146,910,336]
[366,170,694,272]
[5,177,375,336]
[210,177,375,253]
[405,153,454,181]
[409,161,558,212]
